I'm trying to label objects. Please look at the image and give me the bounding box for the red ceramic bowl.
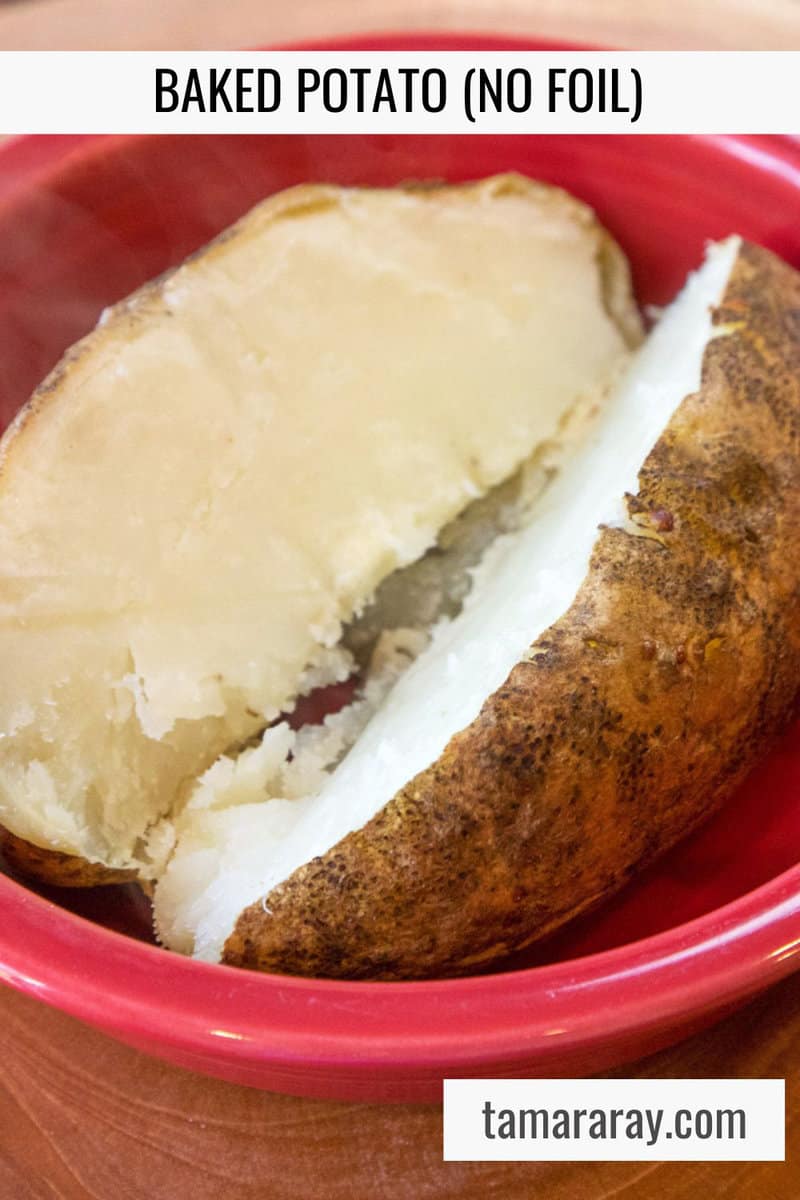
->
[1,34,800,1104]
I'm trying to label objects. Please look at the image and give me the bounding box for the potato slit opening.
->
[155,238,740,960]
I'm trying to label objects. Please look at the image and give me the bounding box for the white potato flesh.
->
[154,237,740,961]
[0,176,634,869]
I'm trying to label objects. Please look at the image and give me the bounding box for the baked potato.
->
[2,174,798,982]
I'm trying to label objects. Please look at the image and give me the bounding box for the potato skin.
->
[0,830,133,888]
[224,241,800,980]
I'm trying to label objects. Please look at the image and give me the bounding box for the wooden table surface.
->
[0,2,799,1197]
[0,971,796,1199]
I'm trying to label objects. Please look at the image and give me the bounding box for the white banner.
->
[0,52,799,134]
[443,1078,785,1161]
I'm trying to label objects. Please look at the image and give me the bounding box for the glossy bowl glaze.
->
[0,34,799,1103]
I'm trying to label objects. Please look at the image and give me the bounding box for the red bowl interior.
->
[0,34,799,1103]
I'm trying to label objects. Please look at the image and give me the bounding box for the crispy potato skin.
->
[224,241,800,980]
[0,830,133,888]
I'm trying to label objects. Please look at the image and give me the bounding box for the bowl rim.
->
[0,862,799,1068]
[0,40,800,1080]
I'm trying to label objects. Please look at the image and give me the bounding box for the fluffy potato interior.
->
[0,175,637,872]
[155,237,740,961]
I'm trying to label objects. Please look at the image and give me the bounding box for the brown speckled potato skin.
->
[224,241,800,980]
[0,830,133,888]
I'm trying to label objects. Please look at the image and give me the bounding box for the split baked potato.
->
[1,173,798,980]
